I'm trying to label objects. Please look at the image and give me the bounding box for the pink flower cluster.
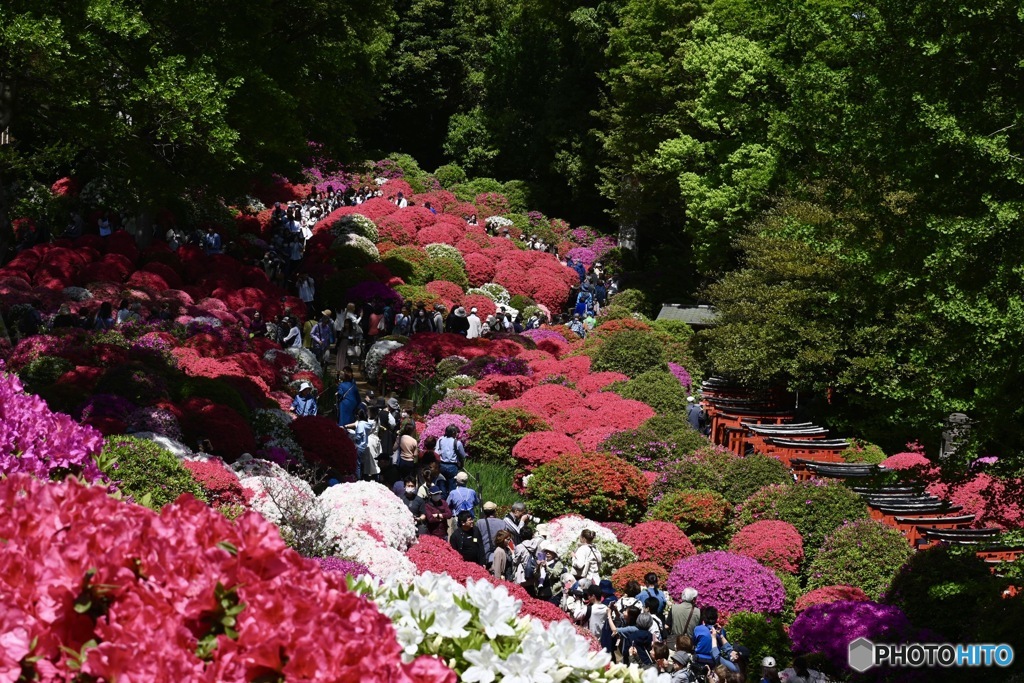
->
[665,551,786,618]
[926,473,1024,529]
[619,521,697,570]
[419,413,473,448]
[0,474,448,682]
[729,520,804,574]
[0,364,105,482]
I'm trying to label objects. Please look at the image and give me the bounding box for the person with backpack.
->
[450,511,486,565]
[336,367,361,428]
[511,526,543,595]
[686,396,709,435]
[669,587,701,639]
[572,529,603,583]
[411,307,433,334]
[310,310,335,365]
[437,425,468,496]
[638,572,667,620]
[476,501,505,566]
[393,304,412,336]
[490,529,515,581]
[574,584,609,638]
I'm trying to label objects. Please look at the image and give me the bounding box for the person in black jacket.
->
[450,511,486,565]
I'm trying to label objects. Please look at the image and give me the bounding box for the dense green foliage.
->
[468,408,549,467]
[100,436,208,509]
[590,330,667,377]
[724,612,790,668]
[806,520,912,600]
[611,370,689,414]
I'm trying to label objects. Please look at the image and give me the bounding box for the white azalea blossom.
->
[353,572,670,683]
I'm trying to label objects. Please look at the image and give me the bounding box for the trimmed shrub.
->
[724,612,790,669]
[509,294,535,312]
[590,330,667,378]
[806,520,912,600]
[735,480,868,561]
[15,355,73,392]
[434,163,467,188]
[467,408,549,466]
[619,520,696,570]
[289,416,358,479]
[611,561,667,594]
[511,431,582,472]
[527,452,650,523]
[609,289,651,316]
[730,520,804,574]
[612,369,689,414]
[774,567,802,625]
[651,446,738,498]
[842,438,887,465]
[176,376,251,420]
[647,489,731,546]
[666,551,786,617]
[100,436,208,509]
[720,453,791,504]
[416,255,469,289]
[884,545,1000,641]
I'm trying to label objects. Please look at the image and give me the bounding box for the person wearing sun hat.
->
[291,381,318,416]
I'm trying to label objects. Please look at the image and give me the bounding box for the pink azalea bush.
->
[729,520,804,574]
[419,413,473,448]
[619,521,697,570]
[789,600,916,670]
[0,363,106,482]
[665,551,786,618]
[0,474,447,682]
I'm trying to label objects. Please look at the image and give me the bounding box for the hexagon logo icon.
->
[848,637,875,673]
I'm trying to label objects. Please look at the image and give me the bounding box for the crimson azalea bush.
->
[474,374,536,400]
[511,431,582,471]
[288,416,358,478]
[406,535,491,583]
[647,489,732,547]
[381,345,437,391]
[729,520,804,574]
[789,601,916,671]
[805,519,913,600]
[926,472,1024,529]
[611,561,667,594]
[666,551,786,618]
[526,451,649,523]
[183,458,249,509]
[619,521,696,570]
[795,585,869,614]
[0,474,448,682]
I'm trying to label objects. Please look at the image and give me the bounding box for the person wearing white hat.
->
[291,381,318,416]
[466,307,482,339]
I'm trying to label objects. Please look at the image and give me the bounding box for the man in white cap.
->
[447,471,481,515]
[466,307,482,339]
[291,381,318,416]
[686,396,707,434]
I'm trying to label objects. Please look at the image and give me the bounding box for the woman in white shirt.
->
[571,529,603,583]
[282,317,302,348]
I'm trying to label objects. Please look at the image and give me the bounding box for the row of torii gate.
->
[700,377,1022,576]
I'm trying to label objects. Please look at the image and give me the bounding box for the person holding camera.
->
[503,502,532,544]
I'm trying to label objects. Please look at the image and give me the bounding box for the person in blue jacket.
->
[291,381,318,416]
[336,366,361,427]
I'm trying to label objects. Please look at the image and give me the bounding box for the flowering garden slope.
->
[2,163,1023,680]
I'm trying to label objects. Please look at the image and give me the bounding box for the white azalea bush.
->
[468,283,512,307]
[426,242,465,266]
[544,515,620,558]
[366,339,404,383]
[485,215,514,231]
[329,212,380,242]
[354,572,670,683]
[320,481,418,580]
[333,232,380,261]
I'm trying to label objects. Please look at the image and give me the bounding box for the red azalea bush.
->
[498,384,583,420]
[729,520,804,574]
[460,293,498,321]
[926,473,1024,529]
[177,398,257,462]
[527,452,650,523]
[620,521,697,570]
[183,459,249,508]
[511,431,582,471]
[426,280,466,307]
[289,416,357,478]
[463,253,496,287]
[474,374,536,400]
[528,274,572,311]
[575,371,629,395]
[0,474,445,682]
[381,346,439,391]
[406,535,491,583]
[881,452,934,471]
[611,561,668,594]
[795,585,870,615]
